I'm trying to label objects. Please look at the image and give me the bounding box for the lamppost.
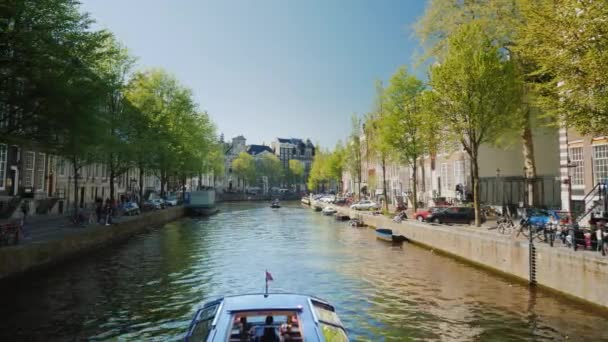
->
[496,168,502,212]
[523,166,528,209]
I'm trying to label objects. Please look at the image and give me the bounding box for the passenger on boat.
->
[261,316,279,342]
[238,316,252,341]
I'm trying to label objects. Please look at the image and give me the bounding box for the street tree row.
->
[231,152,305,192]
[330,0,607,226]
[0,0,223,212]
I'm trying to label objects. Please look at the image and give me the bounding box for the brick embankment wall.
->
[320,202,608,309]
[0,206,184,280]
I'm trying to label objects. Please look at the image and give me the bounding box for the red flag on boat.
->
[265,270,274,282]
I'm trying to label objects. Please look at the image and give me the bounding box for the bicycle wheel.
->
[517,224,529,238]
[535,230,546,243]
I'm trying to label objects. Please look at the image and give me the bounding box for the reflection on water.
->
[0,202,606,341]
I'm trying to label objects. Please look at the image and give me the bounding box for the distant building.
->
[217,135,247,191]
[270,138,315,191]
[247,144,274,159]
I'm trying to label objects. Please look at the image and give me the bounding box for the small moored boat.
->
[301,197,311,206]
[270,200,281,209]
[184,293,349,341]
[349,218,364,227]
[335,214,350,221]
[322,206,337,215]
[375,228,408,243]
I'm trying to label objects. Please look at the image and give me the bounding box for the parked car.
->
[350,200,380,211]
[320,195,336,203]
[145,198,165,210]
[425,206,484,225]
[121,201,140,216]
[524,208,560,227]
[415,207,448,222]
[165,196,178,206]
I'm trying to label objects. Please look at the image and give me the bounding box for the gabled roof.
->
[276,137,305,145]
[247,144,274,155]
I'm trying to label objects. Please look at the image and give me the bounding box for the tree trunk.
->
[472,149,481,227]
[160,169,166,198]
[522,112,536,207]
[139,167,144,206]
[382,156,388,212]
[412,162,418,213]
[72,158,79,216]
[182,176,186,202]
[109,168,115,203]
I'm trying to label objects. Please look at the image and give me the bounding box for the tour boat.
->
[322,206,337,215]
[184,293,349,341]
[375,228,408,243]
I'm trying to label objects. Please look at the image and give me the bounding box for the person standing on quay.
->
[20,200,29,239]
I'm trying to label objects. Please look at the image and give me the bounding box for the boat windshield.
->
[311,300,348,341]
[227,310,302,342]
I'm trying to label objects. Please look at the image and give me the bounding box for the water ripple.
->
[0,202,606,340]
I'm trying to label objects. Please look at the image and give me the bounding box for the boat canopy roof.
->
[185,293,348,342]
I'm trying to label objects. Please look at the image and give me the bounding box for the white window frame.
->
[24,151,35,188]
[592,144,608,185]
[569,146,585,188]
[36,152,46,191]
[454,160,465,186]
[0,144,7,190]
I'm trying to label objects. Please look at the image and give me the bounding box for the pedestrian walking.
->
[20,200,29,239]
[104,199,113,226]
[95,198,103,224]
[597,222,606,253]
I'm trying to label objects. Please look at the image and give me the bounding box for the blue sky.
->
[80,0,427,148]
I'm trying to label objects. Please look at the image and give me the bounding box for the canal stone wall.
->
[0,206,184,280]
[330,204,608,309]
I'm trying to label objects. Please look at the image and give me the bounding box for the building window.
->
[593,145,608,184]
[440,163,448,194]
[0,144,6,190]
[569,146,584,186]
[454,160,465,186]
[36,153,45,191]
[58,158,65,176]
[24,151,35,188]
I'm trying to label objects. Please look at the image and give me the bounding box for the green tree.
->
[516,0,608,136]
[288,159,305,191]
[379,67,427,213]
[326,142,345,193]
[428,23,522,226]
[363,80,394,211]
[0,0,110,142]
[232,152,256,191]
[307,149,328,192]
[416,0,540,205]
[126,69,205,197]
[93,34,137,202]
[257,154,283,188]
[346,115,363,199]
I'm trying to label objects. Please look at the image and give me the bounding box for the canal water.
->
[1,202,607,341]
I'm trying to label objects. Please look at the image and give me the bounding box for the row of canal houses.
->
[0,143,163,219]
[342,120,608,225]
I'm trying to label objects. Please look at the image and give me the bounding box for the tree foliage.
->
[257,154,283,187]
[428,22,522,225]
[232,152,256,189]
[379,67,429,212]
[345,115,363,198]
[516,0,608,136]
